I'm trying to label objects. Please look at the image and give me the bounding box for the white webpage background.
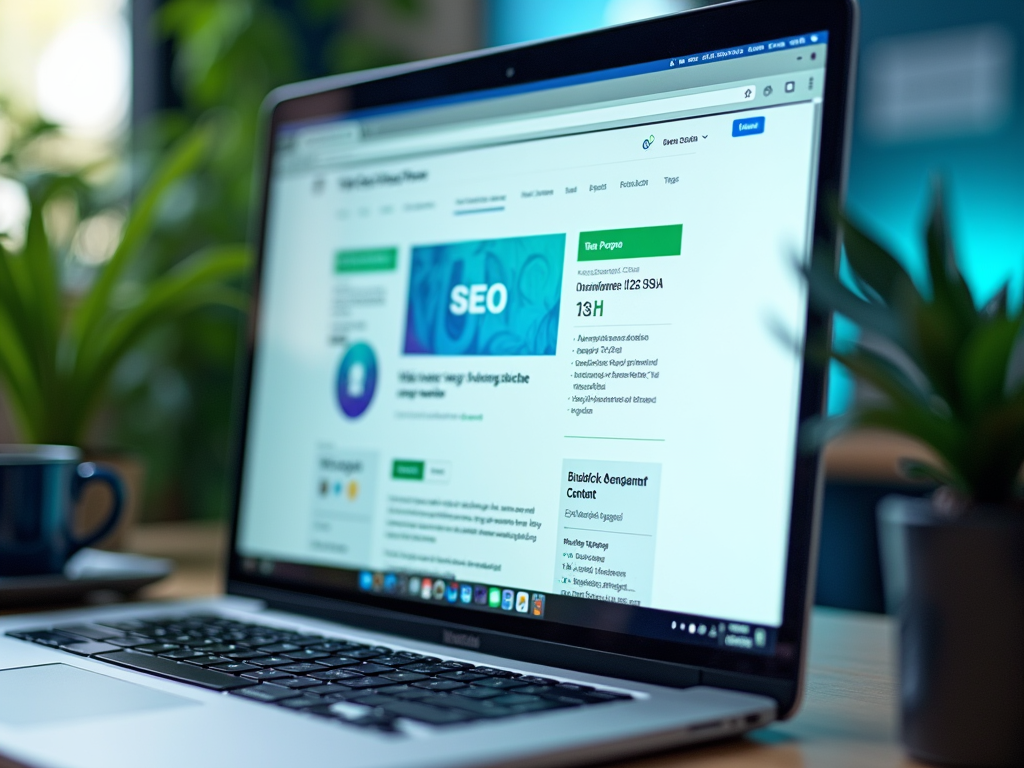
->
[239,101,817,627]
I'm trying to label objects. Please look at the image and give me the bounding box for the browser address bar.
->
[320,84,757,163]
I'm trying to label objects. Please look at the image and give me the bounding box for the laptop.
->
[0,1,856,765]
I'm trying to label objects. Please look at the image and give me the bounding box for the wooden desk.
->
[11,524,924,767]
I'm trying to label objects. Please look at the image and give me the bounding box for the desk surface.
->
[13,524,925,768]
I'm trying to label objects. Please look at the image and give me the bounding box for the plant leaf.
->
[68,125,213,361]
[958,316,1023,418]
[832,343,932,410]
[924,178,976,331]
[839,210,920,311]
[898,458,955,487]
[62,245,249,443]
[803,256,907,347]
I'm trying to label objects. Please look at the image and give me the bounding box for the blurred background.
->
[0,0,1021,610]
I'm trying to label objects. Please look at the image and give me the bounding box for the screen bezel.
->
[225,0,856,715]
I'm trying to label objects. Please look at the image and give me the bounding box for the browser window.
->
[239,32,829,654]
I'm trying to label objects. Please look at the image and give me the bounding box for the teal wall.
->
[488,0,1024,413]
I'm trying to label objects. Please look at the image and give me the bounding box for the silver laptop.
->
[0,2,856,766]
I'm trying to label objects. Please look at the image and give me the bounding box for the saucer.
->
[0,549,172,608]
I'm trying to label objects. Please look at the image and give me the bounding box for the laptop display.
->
[236,29,832,660]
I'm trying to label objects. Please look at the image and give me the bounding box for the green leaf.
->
[981,281,1010,319]
[63,245,249,443]
[0,302,44,439]
[803,256,907,347]
[839,211,920,311]
[898,458,955,487]
[851,405,963,485]
[958,317,1023,418]
[833,344,932,411]
[69,125,213,360]
[924,178,976,330]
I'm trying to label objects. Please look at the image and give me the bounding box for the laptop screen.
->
[237,30,830,657]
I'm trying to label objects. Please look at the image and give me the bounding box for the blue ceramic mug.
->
[0,445,124,577]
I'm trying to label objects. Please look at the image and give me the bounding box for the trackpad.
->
[0,664,196,727]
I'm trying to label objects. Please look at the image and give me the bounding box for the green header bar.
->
[577,224,682,262]
[391,460,424,480]
[335,248,398,273]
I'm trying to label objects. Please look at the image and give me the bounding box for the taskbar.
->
[240,557,777,656]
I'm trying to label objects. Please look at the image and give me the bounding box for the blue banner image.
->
[404,234,565,355]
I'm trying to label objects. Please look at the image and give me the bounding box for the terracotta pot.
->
[75,451,144,551]
[878,496,1024,767]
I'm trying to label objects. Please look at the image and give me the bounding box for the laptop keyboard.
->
[6,613,632,733]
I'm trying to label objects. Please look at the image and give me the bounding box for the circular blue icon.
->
[336,342,377,418]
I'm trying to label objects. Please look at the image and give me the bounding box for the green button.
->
[335,248,397,273]
[392,460,424,480]
[577,224,682,262]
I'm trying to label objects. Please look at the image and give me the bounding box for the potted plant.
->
[0,119,249,539]
[806,184,1024,767]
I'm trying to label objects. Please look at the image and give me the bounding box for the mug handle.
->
[68,462,125,553]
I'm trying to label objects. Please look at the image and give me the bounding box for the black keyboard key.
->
[411,679,466,692]
[269,677,321,690]
[391,686,435,700]
[372,655,421,667]
[379,700,474,725]
[340,648,385,660]
[473,667,518,678]
[249,656,294,668]
[246,636,285,647]
[278,696,323,709]
[135,642,181,654]
[210,662,259,674]
[225,651,266,661]
[59,641,122,656]
[257,643,300,654]
[538,695,586,707]
[240,670,294,682]
[182,655,232,667]
[343,677,400,690]
[160,649,203,661]
[348,663,392,676]
[98,650,255,691]
[232,685,300,703]
[323,700,393,723]
[436,661,474,671]
[304,684,346,695]
[552,683,594,694]
[312,641,361,653]
[282,649,330,662]
[8,629,82,647]
[518,676,557,686]
[196,643,240,654]
[553,690,630,705]
[380,671,428,684]
[308,668,362,682]
[437,671,487,683]
[471,677,527,690]
[106,636,151,649]
[313,656,360,669]
[288,636,328,648]
[507,698,566,713]
[276,663,326,675]
[98,620,149,631]
[319,688,375,703]
[432,695,510,718]
[53,624,122,641]
[453,686,505,699]
[490,693,541,707]
[402,663,450,675]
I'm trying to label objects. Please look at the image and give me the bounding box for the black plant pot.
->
[878,496,1024,767]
